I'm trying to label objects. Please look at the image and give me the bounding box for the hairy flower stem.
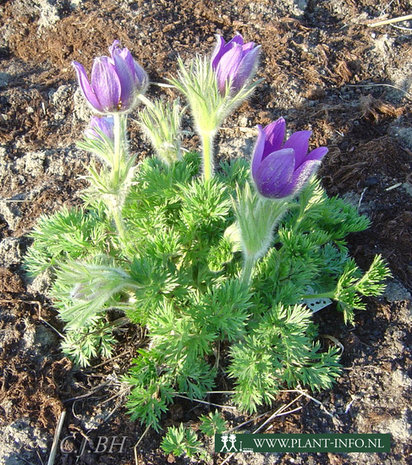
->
[200,131,215,181]
[241,254,256,285]
[234,184,290,287]
[111,113,127,243]
[112,204,126,244]
[113,113,122,184]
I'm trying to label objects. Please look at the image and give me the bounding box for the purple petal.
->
[289,159,322,195]
[306,146,328,162]
[108,40,121,55]
[116,44,134,72]
[211,35,226,69]
[215,44,243,92]
[215,34,245,69]
[91,57,121,112]
[117,44,147,88]
[111,41,133,68]
[72,61,102,112]
[263,118,286,157]
[253,148,295,198]
[242,41,256,52]
[231,45,260,91]
[251,125,266,178]
[283,130,312,168]
[227,34,244,46]
[111,48,135,109]
[133,61,148,90]
[109,39,120,51]
[84,116,100,140]
[99,115,114,137]
[85,115,114,141]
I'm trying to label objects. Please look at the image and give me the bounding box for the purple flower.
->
[73,40,148,113]
[251,118,328,199]
[85,115,114,141]
[211,34,260,94]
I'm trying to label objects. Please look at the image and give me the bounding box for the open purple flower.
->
[85,115,114,142]
[73,40,148,113]
[211,34,260,94]
[252,118,328,199]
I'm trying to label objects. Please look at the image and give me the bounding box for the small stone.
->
[0,72,11,89]
[73,88,91,123]
[49,85,72,121]
[238,116,248,127]
[364,176,379,187]
[402,211,412,224]
[27,270,52,295]
[0,200,21,231]
[15,151,46,177]
[305,86,326,100]
[0,238,22,267]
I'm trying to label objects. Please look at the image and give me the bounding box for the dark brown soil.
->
[0,0,411,464]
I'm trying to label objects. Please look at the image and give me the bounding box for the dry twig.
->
[368,14,412,28]
[134,424,152,465]
[47,410,66,465]
[175,394,237,410]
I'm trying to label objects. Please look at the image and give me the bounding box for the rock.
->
[364,176,379,187]
[0,237,22,267]
[384,279,412,302]
[46,147,88,177]
[0,72,11,89]
[73,88,91,123]
[390,124,412,151]
[34,323,58,353]
[0,199,21,231]
[15,151,46,178]
[294,0,308,12]
[402,182,412,198]
[49,84,73,122]
[0,420,48,465]
[35,0,62,29]
[27,269,52,295]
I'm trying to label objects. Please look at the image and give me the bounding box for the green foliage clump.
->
[60,316,117,367]
[24,207,109,276]
[160,412,227,460]
[25,153,390,431]
[199,411,228,436]
[161,424,205,459]
[229,304,341,412]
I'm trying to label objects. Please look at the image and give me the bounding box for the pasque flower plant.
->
[233,119,328,284]
[74,41,149,243]
[25,35,390,457]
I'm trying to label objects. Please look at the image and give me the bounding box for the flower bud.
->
[251,118,328,199]
[73,40,148,114]
[211,34,260,94]
[85,115,114,141]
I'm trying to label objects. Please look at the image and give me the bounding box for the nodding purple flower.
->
[85,115,114,142]
[211,34,260,94]
[73,40,148,114]
[251,118,328,199]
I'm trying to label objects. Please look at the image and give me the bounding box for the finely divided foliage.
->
[25,36,390,457]
[26,158,389,427]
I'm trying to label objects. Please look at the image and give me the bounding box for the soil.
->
[0,0,411,464]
